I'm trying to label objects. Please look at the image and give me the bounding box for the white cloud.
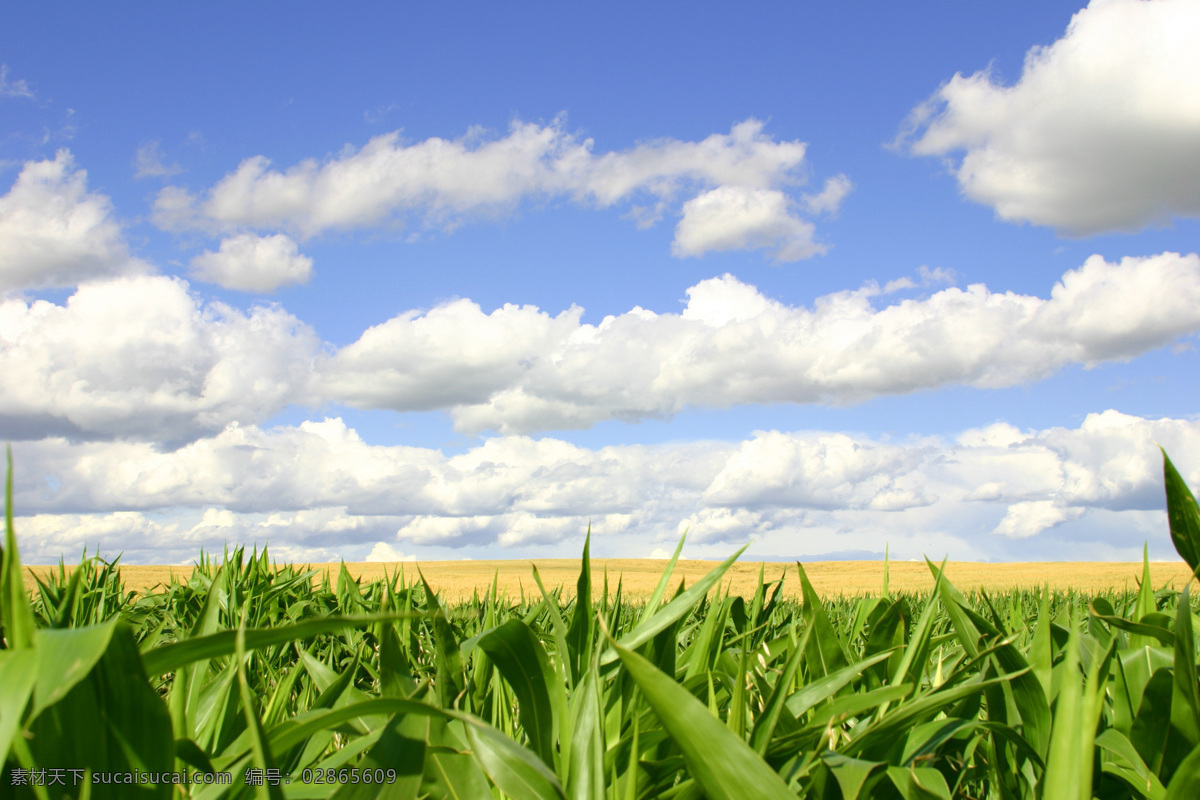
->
[190,233,313,292]
[676,507,771,544]
[993,503,1089,542]
[801,174,853,216]
[5,253,1198,445]
[365,542,417,562]
[993,502,1085,539]
[702,431,936,511]
[153,118,836,260]
[322,252,1200,435]
[0,274,320,441]
[900,0,1200,234]
[672,186,823,261]
[322,297,585,411]
[0,151,143,291]
[10,410,1200,563]
[133,141,183,179]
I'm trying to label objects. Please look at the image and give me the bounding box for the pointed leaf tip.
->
[1162,448,1200,579]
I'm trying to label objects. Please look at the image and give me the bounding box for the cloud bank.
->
[12,410,1199,564]
[153,118,847,262]
[3,252,1197,442]
[901,0,1200,234]
[326,251,1200,434]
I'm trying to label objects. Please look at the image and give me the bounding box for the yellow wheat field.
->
[23,559,1200,602]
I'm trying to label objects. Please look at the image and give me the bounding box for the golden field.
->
[23,558,1200,601]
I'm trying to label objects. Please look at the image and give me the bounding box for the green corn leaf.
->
[1132,667,1175,775]
[890,578,944,690]
[795,561,848,679]
[29,619,117,718]
[1164,742,1200,800]
[749,623,811,754]
[640,534,687,626]
[887,765,953,800]
[682,594,728,681]
[565,529,594,688]
[477,618,557,767]
[899,718,975,768]
[1163,448,1200,578]
[608,631,797,800]
[822,753,885,800]
[953,601,1052,759]
[1132,544,1160,650]
[1095,728,1167,800]
[463,718,568,800]
[863,597,907,685]
[423,718,494,800]
[419,570,465,709]
[843,671,1015,759]
[0,648,37,764]
[927,558,982,659]
[1166,584,1200,781]
[235,616,285,800]
[143,612,420,675]
[24,623,175,800]
[1030,585,1053,698]
[1,446,36,651]
[1042,606,1088,800]
[530,562,574,685]
[600,545,748,666]
[782,650,892,719]
[329,713,425,800]
[1091,603,1176,647]
[566,660,605,800]
[806,684,913,732]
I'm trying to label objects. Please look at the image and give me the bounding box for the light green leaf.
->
[609,632,796,800]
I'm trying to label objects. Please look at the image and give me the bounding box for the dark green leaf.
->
[477,619,557,767]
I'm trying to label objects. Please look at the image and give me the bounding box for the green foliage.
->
[0,450,1198,798]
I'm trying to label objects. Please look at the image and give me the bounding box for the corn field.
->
[2,449,1200,799]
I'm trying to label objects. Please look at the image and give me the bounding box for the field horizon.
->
[23,557,1200,601]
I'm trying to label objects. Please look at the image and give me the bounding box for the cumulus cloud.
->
[701,431,936,511]
[899,0,1200,234]
[190,233,313,292]
[153,118,835,260]
[0,151,143,291]
[672,187,823,261]
[4,252,1198,445]
[365,542,417,562]
[993,501,1084,539]
[0,274,320,442]
[319,251,1200,435]
[10,410,1200,563]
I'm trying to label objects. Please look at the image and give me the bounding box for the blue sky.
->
[2,0,1199,565]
